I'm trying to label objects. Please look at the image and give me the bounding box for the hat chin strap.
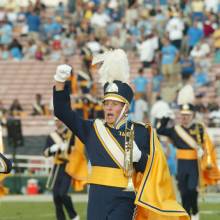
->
[114,104,127,128]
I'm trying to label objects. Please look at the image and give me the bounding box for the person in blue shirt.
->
[194,65,209,88]
[187,20,204,53]
[132,68,148,95]
[161,37,179,81]
[26,10,41,33]
[180,54,195,78]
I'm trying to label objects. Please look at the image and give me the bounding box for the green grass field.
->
[0,202,219,220]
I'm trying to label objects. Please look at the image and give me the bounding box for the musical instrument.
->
[123,122,135,191]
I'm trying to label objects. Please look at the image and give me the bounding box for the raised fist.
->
[54,64,72,82]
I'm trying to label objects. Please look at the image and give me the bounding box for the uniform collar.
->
[105,117,127,130]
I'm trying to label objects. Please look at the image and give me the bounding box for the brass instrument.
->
[123,122,135,191]
[46,129,72,190]
[46,155,60,190]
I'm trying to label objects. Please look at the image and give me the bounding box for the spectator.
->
[9,99,24,117]
[179,54,195,78]
[203,18,216,38]
[136,31,158,68]
[130,92,148,122]
[31,93,46,116]
[26,9,41,33]
[23,39,37,60]
[150,66,164,105]
[90,4,110,38]
[194,65,209,88]
[190,38,211,59]
[187,20,204,53]
[0,44,11,60]
[61,32,76,57]
[191,0,204,21]
[132,67,148,96]
[0,18,13,45]
[55,1,65,19]
[161,37,180,81]
[8,38,23,60]
[204,0,219,14]
[166,13,185,50]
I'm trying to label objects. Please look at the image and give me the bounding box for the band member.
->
[0,153,12,174]
[0,123,12,174]
[0,124,11,196]
[53,49,189,220]
[157,103,220,220]
[43,119,81,220]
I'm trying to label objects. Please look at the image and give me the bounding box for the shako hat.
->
[92,49,134,105]
[179,103,194,114]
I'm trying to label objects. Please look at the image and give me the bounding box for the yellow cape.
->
[0,173,10,197]
[201,130,220,186]
[134,126,189,220]
[65,137,88,191]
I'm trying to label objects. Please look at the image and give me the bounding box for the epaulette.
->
[194,121,205,129]
[132,121,151,128]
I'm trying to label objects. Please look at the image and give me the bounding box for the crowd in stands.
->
[0,0,220,129]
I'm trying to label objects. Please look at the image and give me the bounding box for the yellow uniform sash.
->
[93,119,124,169]
[174,125,198,149]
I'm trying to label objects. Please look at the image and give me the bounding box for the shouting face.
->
[103,100,125,125]
[180,113,194,128]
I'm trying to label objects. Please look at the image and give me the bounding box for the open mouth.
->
[106,113,114,119]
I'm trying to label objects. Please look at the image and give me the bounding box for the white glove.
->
[197,148,204,159]
[60,143,68,151]
[50,144,59,153]
[132,141,142,162]
[54,64,72,82]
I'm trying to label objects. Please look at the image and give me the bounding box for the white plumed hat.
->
[177,84,195,105]
[92,49,130,86]
[92,49,133,104]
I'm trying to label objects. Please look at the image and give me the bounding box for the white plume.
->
[92,49,130,85]
[177,84,195,105]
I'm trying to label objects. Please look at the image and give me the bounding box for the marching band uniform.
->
[157,104,220,220]
[0,124,12,174]
[44,121,80,220]
[0,153,12,174]
[0,124,11,196]
[77,70,93,94]
[53,49,189,220]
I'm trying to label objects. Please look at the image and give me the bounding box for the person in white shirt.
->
[137,32,158,68]
[166,15,185,49]
[90,6,110,28]
[132,93,148,122]
[204,0,219,14]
